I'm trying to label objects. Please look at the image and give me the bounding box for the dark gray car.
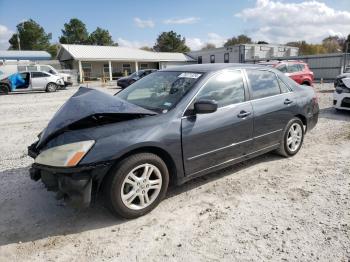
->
[28,64,319,218]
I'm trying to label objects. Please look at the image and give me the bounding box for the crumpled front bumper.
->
[30,163,111,208]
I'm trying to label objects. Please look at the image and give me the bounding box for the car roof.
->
[259,60,307,65]
[160,63,265,73]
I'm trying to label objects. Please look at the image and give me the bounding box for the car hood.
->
[36,86,156,148]
[118,76,129,81]
[337,73,350,79]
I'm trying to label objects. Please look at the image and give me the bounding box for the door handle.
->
[237,111,251,118]
[284,99,293,105]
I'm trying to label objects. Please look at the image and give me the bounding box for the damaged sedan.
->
[28,64,319,218]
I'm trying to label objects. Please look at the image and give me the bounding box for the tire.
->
[0,84,9,95]
[103,153,169,219]
[46,83,57,92]
[276,118,304,157]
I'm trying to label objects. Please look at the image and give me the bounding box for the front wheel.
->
[276,118,304,157]
[103,153,169,219]
[46,83,57,92]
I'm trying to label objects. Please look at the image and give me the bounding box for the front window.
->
[195,70,245,107]
[116,71,202,113]
[41,66,57,75]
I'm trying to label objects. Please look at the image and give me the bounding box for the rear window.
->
[287,64,301,73]
[247,70,281,99]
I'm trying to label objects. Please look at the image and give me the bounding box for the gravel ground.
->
[0,83,349,261]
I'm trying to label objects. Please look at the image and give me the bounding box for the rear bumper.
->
[29,162,111,208]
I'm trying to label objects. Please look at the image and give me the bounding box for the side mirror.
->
[194,99,218,114]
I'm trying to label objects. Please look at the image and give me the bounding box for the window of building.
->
[198,56,202,64]
[210,55,215,63]
[103,64,109,73]
[122,64,131,75]
[246,70,281,99]
[224,53,229,63]
[140,63,148,70]
[196,70,245,108]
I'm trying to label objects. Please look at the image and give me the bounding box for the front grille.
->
[341,97,350,108]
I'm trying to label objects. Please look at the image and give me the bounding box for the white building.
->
[188,44,299,64]
[57,44,195,82]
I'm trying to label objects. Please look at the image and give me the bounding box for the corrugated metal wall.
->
[245,53,350,81]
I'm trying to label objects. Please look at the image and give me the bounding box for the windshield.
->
[116,71,202,113]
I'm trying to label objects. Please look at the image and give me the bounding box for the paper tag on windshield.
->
[178,73,201,79]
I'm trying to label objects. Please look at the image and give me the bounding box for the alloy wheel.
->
[121,163,162,210]
[47,83,56,92]
[287,123,303,152]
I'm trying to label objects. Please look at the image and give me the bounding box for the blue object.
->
[8,73,25,91]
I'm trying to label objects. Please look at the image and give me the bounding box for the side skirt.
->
[176,143,280,185]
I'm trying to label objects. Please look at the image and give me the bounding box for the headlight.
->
[35,140,95,167]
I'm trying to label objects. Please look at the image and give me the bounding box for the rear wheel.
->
[103,153,169,219]
[0,84,9,95]
[276,118,304,157]
[46,83,57,92]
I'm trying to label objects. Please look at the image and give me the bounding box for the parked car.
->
[28,64,319,218]
[333,72,350,111]
[0,71,65,94]
[259,60,314,86]
[117,69,157,89]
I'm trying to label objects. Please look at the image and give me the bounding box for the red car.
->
[259,61,314,86]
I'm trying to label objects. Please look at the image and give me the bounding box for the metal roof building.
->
[57,44,195,82]
[0,50,51,61]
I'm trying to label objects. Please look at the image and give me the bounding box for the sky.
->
[0,0,349,50]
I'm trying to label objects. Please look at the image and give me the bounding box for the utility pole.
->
[17,20,26,51]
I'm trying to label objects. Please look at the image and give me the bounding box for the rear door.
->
[181,70,254,176]
[245,69,296,150]
[31,72,49,90]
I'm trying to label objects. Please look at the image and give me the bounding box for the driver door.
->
[181,70,254,176]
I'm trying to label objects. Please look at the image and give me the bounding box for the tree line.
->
[7,18,350,58]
